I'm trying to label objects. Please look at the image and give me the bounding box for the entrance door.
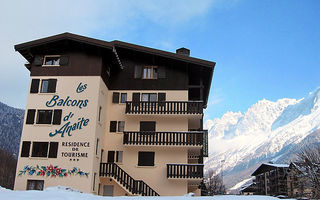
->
[108,151,115,163]
[103,185,114,196]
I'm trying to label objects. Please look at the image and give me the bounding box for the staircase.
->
[99,162,160,196]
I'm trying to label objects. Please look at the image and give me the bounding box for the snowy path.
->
[0,186,292,200]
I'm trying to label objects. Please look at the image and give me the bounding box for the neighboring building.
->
[240,183,257,195]
[287,162,316,199]
[14,33,215,196]
[251,163,289,196]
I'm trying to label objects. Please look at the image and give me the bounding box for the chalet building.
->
[13,33,215,196]
[251,163,289,196]
[287,162,316,199]
[239,183,257,195]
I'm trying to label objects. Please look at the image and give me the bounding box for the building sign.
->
[47,82,90,138]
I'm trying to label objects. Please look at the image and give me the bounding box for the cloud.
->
[0,0,237,108]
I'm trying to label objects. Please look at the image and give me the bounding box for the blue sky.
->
[0,0,319,121]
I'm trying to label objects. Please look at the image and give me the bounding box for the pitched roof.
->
[14,32,216,68]
[251,163,289,176]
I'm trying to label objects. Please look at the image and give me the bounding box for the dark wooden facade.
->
[252,163,289,196]
[15,32,215,107]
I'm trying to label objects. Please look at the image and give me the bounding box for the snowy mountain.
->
[0,101,24,157]
[205,88,320,190]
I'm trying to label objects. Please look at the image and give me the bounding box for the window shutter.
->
[33,55,43,66]
[26,109,36,124]
[158,66,166,78]
[110,121,117,132]
[30,79,40,93]
[134,65,142,78]
[59,55,69,66]
[47,79,57,93]
[112,92,120,103]
[132,93,140,106]
[21,141,31,157]
[158,93,166,106]
[52,109,62,125]
[48,142,58,158]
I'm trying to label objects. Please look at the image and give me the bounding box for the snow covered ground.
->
[0,186,293,200]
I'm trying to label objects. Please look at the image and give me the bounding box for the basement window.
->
[43,55,60,66]
[27,180,44,191]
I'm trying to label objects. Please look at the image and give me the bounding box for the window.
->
[37,110,53,124]
[140,121,156,132]
[120,93,127,103]
[142,66,157,79]
[141,93,157,102]
[27,180,44,191]
[31,142,49,158]
[116,151,123,163]
[31,142,58,158]
[118,121,125,132]
[110,121,117,132]
[21,141,31,157]
[36,109,62,125]
[107,151,123,163]
[138,152,155,166]
[98,106,102,122]
[96,138,99,155]
[93,173,96,191]
[40,79,57,93]
[110,121,125,132]
[43,56,60,66]
[112,92,119,103]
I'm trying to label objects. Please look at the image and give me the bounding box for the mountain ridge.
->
[0,101,24,157]
[205,87,320,191]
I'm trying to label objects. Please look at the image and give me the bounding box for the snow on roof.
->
[264,163,289,168]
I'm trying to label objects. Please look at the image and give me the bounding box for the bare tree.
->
[0,148,17,189]
[297,146,320,198]
[205,169,226,195]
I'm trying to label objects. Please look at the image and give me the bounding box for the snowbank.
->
[0,186,290,200]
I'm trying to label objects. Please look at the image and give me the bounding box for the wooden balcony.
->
[167,164,204,179]
[123,131,204,146]
[125,101,203,115]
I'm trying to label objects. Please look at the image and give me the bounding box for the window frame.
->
[142,66,158,79]
[42,55,61,67]
[36,110,53,125]
[141,93,157,102]
[31,142,49,158]
[120,93,127,103]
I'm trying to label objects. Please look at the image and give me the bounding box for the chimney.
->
[176,47,190,56]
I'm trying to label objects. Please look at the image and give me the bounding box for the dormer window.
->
[43,55,60,66]
[142,66,157,79]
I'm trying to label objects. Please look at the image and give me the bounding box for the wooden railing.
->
[167,164,204,179]
[123,131,204,146]
[125,101,203,114]
[100,163,159,196]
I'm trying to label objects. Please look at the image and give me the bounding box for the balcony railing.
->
[125,101,203,115]
[123,131,204,146]
[167,164,203,179]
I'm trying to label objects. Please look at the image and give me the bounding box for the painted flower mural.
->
[18,165,89,178]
